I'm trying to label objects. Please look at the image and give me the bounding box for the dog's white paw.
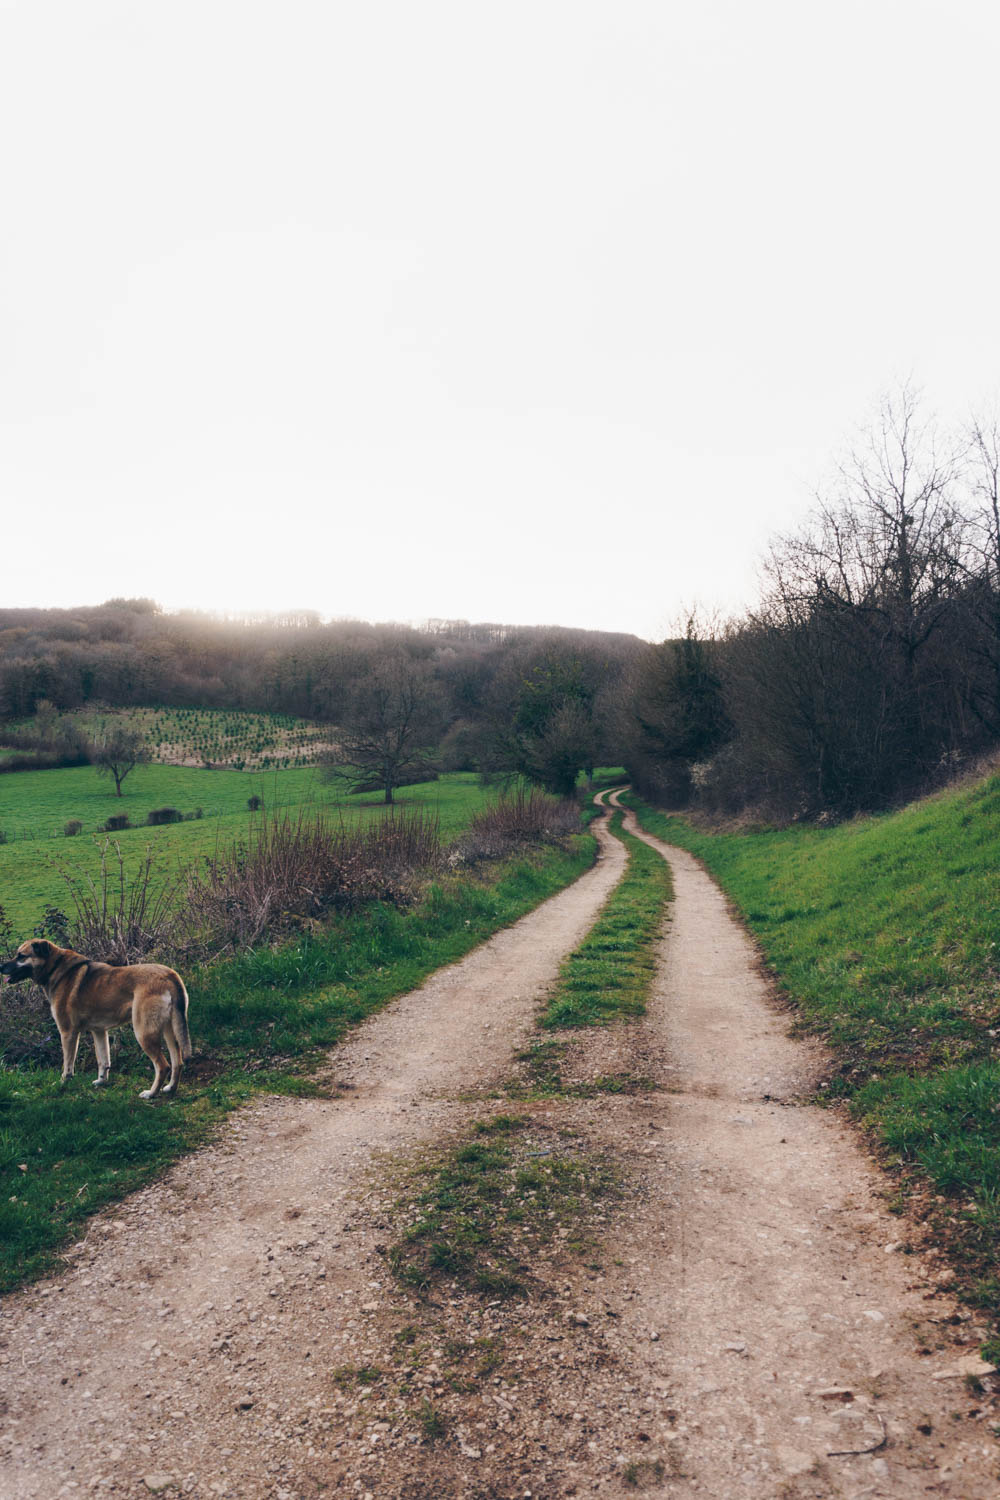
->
[139,1088,156,1100]
[93,1077,108,1087]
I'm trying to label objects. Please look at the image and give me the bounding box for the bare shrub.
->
[64,819,83,837]
[56,841,182,965]
[103,813,130,832]
[0,986,59,1066]
[450,787,579,864]
[146,806,182,825]
[41,905,73,946]
[182,807,442,953]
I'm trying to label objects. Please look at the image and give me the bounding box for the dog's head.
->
[0,939,60,985]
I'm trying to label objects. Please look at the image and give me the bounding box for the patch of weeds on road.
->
[331,1363,383,1388]
[540,811,672,1030]
[472,1333,504,1375]
[623,1457,668,1488]
[510,1037,656,1100]
[366,1098,634,1487]
[388,1113,619,1301]
[415,1397,448,1441]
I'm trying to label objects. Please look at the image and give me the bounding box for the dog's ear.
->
[31,939,53,959]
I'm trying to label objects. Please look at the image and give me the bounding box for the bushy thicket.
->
[146,806,182,825]
[0,706,90,772]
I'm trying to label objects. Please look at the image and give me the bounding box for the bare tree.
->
[90,723,151,797]
[322,652,446,804]
[780,387,965,641]
[771,389,969,786]
[695,387,977,816]
[958,409,1000,734]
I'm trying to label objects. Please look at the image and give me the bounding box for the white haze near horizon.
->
[2,1,999,643]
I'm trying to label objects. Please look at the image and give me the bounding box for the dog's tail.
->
[170,972,193,1060]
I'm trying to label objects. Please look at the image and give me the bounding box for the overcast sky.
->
[2,1,999,640]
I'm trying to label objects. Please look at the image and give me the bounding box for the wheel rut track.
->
[609,790,999,1498]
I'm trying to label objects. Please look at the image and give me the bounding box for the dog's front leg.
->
[91,1029,111,1086]
[59,1027,81,1084]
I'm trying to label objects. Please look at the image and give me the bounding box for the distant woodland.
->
[7,389,1000,820]
[0,601,643,796]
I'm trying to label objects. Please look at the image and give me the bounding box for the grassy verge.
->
[0,834,595,1293]
[623,784,1000,1339]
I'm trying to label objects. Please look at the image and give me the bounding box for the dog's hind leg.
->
[91,1029,111,1086]
[161,1024,183,1095]
[59,1026,81,1085]
[135,1024,170,1100]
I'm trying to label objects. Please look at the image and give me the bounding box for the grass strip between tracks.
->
[389,807,673,1307]
[540,809,673,1030]
[389,1113,619,1302]
[510,808,673,1099]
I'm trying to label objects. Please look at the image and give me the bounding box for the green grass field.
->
[0,765,495,934]
[624,780,1000,1341]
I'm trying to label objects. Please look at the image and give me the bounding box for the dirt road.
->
[0,795,997,1499]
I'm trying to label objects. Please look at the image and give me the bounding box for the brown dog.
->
[0,939,192,1098]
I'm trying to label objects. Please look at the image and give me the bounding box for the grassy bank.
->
[0,833,596,1293]
[624,783,1000,1335]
